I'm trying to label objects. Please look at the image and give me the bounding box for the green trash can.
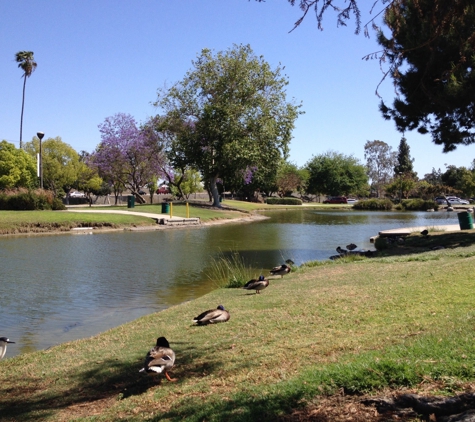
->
[127,195,135,208]
[457,211,473,230]
[161,202,170,214]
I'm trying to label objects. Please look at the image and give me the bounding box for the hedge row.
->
[265,197,302,205]
[353,198,394,211]
[399,199,439,211]
[0,189,66,210]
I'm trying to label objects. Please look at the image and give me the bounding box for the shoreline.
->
[0,212,269,238]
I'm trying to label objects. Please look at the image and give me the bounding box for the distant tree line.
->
[5,36,475,205]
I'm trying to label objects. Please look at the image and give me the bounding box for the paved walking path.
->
[66,208,200,226]
[378,224,460,237]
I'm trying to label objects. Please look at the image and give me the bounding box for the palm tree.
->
[15,51,37,149]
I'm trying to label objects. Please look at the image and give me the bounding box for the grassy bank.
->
[2,232,475,421]
[0,204,251,235]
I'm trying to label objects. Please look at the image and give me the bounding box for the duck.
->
[336,246,348,255]
[346,243,357,251]
[139,336,177,382]
[270,263,292,278]
[193,305,230,325]
[0,337,14,359]
[243,275,269,294]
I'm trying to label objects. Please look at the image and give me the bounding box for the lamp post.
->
[37,132,44,189]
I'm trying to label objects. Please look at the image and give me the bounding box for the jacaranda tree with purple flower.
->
[92,113,167,204]
[154,44,302,207]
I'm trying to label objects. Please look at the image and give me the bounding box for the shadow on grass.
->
[0,342,225,421]
[377,230,475,257]
[152,388,307,422]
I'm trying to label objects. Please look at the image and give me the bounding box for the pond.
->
[0,208,460,357]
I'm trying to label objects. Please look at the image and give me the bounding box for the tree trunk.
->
[209,175,222,207]
[20,75,27,149]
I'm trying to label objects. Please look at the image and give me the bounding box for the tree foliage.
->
[154,44,302,206]
[276,161,307,197]
[378,0,475,152]
[0,140,37,189]
[305,151,368,196]
[24,136,81,197]
[169,168,203,200]
[364,140,396,198]
[259,1,475,152]
[393,137,415,177]
[441,165,475,197]
[93,113,167,204]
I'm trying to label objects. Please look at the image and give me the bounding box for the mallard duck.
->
[336,246,347,254]
[139,336,177,382]
[243,275,269,294]
[0,337,14,359]
[270,264,291,278]
[193,305,230,325]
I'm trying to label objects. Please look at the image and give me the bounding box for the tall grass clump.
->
[208,250,257,288]
[353,198,393,210]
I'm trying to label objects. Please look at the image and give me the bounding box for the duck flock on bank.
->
[139,259,294,382]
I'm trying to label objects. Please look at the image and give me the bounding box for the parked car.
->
[156,186,170,194]
[346,198,358,204]
[448,197,470,205]
[138,189,147,195]
[323,196,348,204]
[435,196,460,204]
[69,191,85,198]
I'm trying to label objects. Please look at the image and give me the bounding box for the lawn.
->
[2,232,475,421]
[0,203,252,235]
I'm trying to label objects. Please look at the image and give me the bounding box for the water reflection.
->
[0,209,459,357]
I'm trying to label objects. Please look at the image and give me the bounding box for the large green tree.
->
[364,140,396,198]
[258,1,475,153]
[154,44,302,207]
[15,51,37,149]
[305,151,368,196]
[378,0,475,152]
[276,161,308,197]
[24,136,81,197]
[393,136,416,177]
[0,140,37,189]
[441,165,475,198]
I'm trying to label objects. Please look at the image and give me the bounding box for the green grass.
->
[0,204,251,235]
[2,239,475,421]
[0,210,153,234]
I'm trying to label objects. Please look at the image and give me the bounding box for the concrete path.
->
[378,224,460,237]
[66,208,200,226]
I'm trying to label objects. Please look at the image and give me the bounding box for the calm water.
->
[0,209,459,357]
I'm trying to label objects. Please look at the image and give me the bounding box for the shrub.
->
[0,189,64,210]
[353,198,394,211]
[400,198,439,211]
[265,197,302,205]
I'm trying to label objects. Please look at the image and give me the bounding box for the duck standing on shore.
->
[0,337,14,359]
[139,336,177,382]
[243,275,269,294]
[193,305,230,325]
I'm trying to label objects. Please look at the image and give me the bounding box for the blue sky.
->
[2,0,474,177]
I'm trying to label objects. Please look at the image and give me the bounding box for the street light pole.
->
[37,132,44,189]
